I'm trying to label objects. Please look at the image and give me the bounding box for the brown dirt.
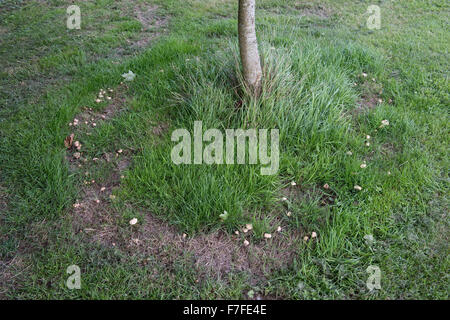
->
[127,213,303,284]
[353,78,384,115]
[132,4,169,49]
[281,182,336,207]
[293,2,332,19]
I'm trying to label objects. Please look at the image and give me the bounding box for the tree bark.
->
[238,0,262,96]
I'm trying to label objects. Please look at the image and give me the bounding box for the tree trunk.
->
[238,0,262,96]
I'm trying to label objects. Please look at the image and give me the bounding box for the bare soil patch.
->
[293,2,332,19]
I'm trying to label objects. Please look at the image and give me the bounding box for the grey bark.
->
[238,0,262,96]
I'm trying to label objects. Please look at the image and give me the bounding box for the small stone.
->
[360,163,367,169]
[234,231,239,235]
[281,197,288,201]
[100,187,106,192]
[354,185,362,191]
[264,233,272,239]
[95,99,101,103]
[323,183,330,189]
[117,149,123,153]
[243,228,249,233]
[73,152,81,159]
[365,142,370,147]
[291,181,297,186]
[277,226,282,232]
[245,224,253,230]
[311,232,317,238]
[243,240,249,246]
[346,151,353,156]
[366,135,371,140]
[129,218,138,225]
[303,236,309,241]
[286,211,292,217]
[362,72,368,78]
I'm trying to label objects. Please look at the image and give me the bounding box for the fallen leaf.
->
[64,134,74,149]
[219,211,229,221]
[364,234,374,243]
[122,70,136,81]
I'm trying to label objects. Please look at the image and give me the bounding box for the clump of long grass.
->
[125,27,384,232]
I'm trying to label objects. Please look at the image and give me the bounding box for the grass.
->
[0,0,448,299]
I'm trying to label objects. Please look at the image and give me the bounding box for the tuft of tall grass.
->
[121,29,384,233]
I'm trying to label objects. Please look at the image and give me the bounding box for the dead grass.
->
[292,1,332,19]
[131,4,169,49]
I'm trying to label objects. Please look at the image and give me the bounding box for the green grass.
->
[0,0,448,299]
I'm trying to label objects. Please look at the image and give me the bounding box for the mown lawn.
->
[0,0,448,299]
